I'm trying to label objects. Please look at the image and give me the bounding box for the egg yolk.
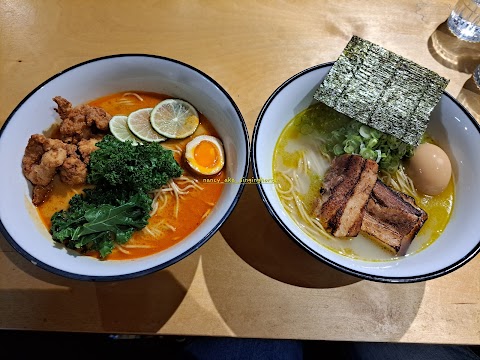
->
[194,140,219,168]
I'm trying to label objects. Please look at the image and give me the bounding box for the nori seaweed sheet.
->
[313,35,449,146]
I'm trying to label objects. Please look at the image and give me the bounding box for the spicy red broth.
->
[37,91,225,260]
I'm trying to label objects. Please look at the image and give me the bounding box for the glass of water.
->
[447,0,480,42]
[474,64,480,88]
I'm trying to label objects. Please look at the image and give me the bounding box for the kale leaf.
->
[88,135,182,193]
[50,135,182,259]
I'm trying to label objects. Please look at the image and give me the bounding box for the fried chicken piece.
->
[22,134,45,173]
[77,138,100,164]
[59,155,87,185]
[22,134,68,186]
[57,107,93,143]
[52,96,72,120]
[59,136,100,184]
[65,143,78,156]
[23,97,109,205]
[83,105,110,131]
[53,96,111,144]
[32,183,53,206]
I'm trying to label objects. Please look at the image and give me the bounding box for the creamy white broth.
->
[273,104,454,262]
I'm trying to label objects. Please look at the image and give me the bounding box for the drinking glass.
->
[447,0,480,42]
[474,64,480,88]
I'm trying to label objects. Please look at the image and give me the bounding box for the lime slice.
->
[127,108,167,142]
[109,115,143,145]
[150,99,199,139]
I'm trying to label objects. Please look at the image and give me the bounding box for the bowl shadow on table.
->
[218,171,361,289]
[200,182,426,340]
[428,20,480,74]
[0,236,199,333]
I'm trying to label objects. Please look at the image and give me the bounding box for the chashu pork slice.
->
[313,154,378,237]
[361,179,428,255]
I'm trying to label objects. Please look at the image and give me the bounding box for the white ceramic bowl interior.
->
[252,63,480,282]
[0,55,249,280]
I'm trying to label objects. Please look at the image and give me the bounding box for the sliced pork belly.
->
[361,180,428,255]
[313,154,378,237]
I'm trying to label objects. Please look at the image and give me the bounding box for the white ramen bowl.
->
[252,62,480,283]
[0,54,249,281]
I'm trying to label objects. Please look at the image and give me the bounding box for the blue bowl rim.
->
[0,53,250,282]
[251,61,480,284]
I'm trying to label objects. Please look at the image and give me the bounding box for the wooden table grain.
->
[1,0,479,344]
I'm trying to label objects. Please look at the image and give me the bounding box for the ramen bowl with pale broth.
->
[0,55,249,281]
[252,63,480,283]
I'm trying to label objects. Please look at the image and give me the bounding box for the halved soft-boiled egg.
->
[185,135,225,175]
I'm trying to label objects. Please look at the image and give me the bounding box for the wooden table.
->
[1,0,479,345]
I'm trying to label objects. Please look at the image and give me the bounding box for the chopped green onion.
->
[319,119,415,173]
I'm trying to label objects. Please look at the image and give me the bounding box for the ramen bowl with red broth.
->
[0,55,249,280]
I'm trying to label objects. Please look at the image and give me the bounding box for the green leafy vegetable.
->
[88,135,182,194]
[320,119,415,172]
[50,135,182,259]
[292,102,416,173]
